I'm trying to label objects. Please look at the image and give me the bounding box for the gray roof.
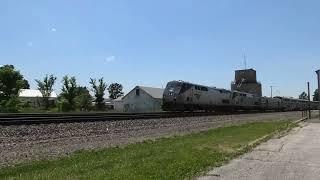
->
[113,96,124,101]
[138,86,164,99]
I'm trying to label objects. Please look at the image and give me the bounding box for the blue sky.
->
[0,0,319,97]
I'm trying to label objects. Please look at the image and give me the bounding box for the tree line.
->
[0,65,123,112]
[299,91,319,101]
[1,64,319,113]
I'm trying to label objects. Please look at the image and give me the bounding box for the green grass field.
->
[0,120,295,180]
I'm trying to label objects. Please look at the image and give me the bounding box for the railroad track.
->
[0,111,267,125]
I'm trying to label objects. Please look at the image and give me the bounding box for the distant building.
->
[114,86,164,112]
[104,98,116,110]
[18,89,58,108]
[113,96,124,111]
[231,68,262,96]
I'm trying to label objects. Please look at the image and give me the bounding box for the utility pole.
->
[243,53,247,70]
[316,70,320,119]
[270,86,274,98]
[308,82,311,119]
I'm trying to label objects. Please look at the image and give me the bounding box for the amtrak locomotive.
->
[163,80,319,112]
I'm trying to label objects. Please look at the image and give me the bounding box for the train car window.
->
[201,87,208,91]
[136,89,140,96]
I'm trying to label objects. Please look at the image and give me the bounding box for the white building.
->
[19,89,58,108]
[113,86,164,112]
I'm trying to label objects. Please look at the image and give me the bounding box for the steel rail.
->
[0,111,272,126]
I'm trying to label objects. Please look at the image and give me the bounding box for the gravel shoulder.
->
[0,112,301,167]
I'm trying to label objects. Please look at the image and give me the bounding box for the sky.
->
[0,0,319,97]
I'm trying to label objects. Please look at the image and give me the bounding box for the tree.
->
[22,79,30,89]
[90,77,107,110]
[35,74,57,109]
[314,89,319,101]
[0,96,21,113]
[108,83,124,99]
[60,76,78,111]
[299,92,308,100]
[0,65,26,112]
[75,86,92,111]
[0,65,25,100]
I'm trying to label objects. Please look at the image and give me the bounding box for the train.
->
[162,80,319,112]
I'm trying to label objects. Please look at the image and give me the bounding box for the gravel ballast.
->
[0,112,302,167]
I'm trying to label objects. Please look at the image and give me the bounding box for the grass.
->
[0,120,296,180]
[18,107,59,113]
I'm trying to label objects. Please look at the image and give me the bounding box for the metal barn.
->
[18,89,58,108]
[114,86,164,112]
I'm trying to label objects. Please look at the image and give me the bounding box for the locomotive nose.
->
[163,87,180,105]
[164,87,176,97]
[164,91,177,100]
[163,90,178,111]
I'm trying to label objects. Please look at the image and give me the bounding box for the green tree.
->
[75,86,92,111]
[60,76,78,111]
[0,96,21,113]
[299,92,308,100]
[108,83,124,99]
[314,89,319,101]
[0,65,26,112]
[0,65,25,100]
[35,74,57,109]
[23,79,30,89]
[90,77,107,110]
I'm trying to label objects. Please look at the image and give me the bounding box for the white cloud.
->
[105,56,116,63]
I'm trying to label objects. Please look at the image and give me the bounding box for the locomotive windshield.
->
[164,81,194,95]
[166,81,182,89]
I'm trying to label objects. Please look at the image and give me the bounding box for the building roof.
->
[138,86,164,99]
[121,86,164,100]
[236,68,256,72]
[113,96,124,101]
[19,89,58,98]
